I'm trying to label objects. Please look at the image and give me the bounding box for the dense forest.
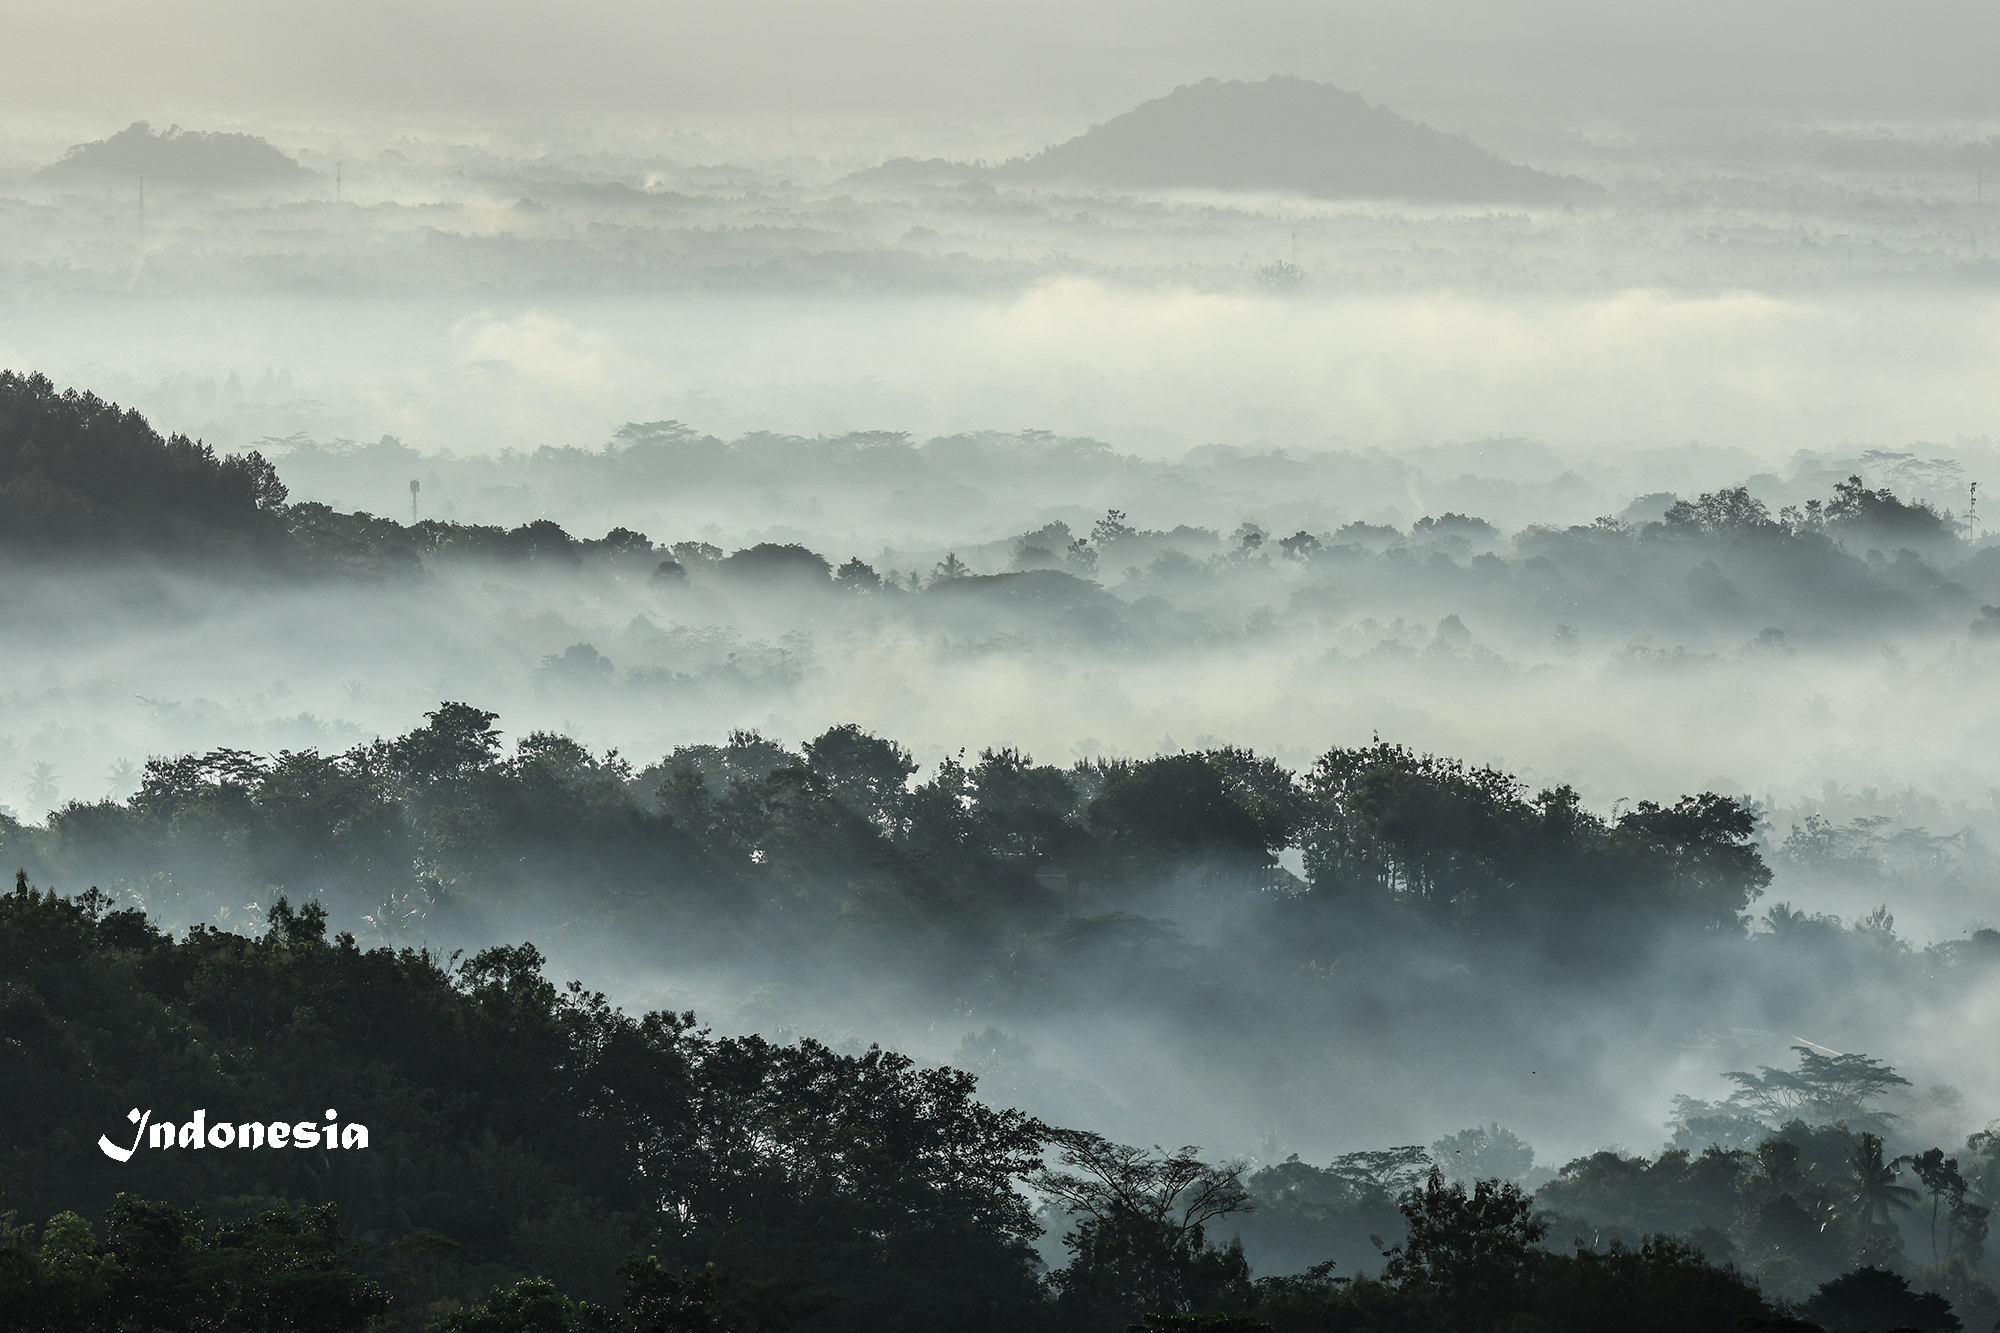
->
[5,708,2000,1327]
[0,371,288,558]
[5,878,1997,1332]
[2,700,1774,955]
[9,377,2000,1330]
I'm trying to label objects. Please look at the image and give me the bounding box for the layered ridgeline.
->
[992,77,1581,202]
[3,370,1993,645]
[4,880,1996,1333]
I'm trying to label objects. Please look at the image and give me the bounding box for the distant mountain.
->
[37,121,311,190]
[996,76,1582,202]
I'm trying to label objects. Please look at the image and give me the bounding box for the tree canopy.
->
[0,370,285,557]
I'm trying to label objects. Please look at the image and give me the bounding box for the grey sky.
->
[4,0,1997,131]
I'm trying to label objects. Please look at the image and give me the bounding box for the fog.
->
[9,450,2000,1175]
[10,114,2000,462]
[9,11,2000,1306]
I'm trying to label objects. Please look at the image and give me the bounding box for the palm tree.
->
[19,761,58,805]
[1850,1132,1919,1230]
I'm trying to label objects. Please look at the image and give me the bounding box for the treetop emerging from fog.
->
[5,706,1772,967]
[0,370,286,557]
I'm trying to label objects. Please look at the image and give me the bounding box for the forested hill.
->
[35,122,313,191]
[6,882,1989,1333]
[0,371,288,559]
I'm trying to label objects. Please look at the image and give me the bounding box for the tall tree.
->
[1849,1134,1920,1232]
[1035,1132,1254,1325]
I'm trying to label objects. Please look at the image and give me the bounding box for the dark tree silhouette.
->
[1848,1133,1920,1231]
[0,370,287,557]
[1801,1265,1961,1333]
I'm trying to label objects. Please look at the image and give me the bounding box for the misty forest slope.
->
[997,76,1581,201]
[8,880,1995,1333]
[3,701,1777,967]
[6,369,1992,642]
[8,372,2000,857]
[0,370,289,557]
[12,707,2000,1217]
[8,378,2000,1332]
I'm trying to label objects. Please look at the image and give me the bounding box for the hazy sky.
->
[5,0,1999,134]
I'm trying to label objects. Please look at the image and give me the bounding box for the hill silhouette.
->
[37,121,311,190]
[997,76,1581,202]
[0,370,288,557]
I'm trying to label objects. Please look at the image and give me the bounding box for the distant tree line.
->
[3,707,1771,974]
[9,369,1997,644]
